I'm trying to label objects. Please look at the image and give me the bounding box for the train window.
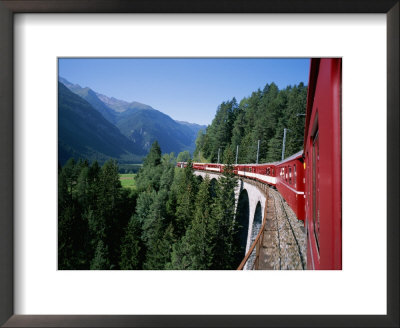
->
[312,129,320,252]
[289,167,292,184]
[294,164,297,188]
[267,168,270,176]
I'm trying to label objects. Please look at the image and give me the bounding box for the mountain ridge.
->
[58,82,145,165]
[58,77,207,160]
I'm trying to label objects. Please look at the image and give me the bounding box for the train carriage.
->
[275,151,306,222]
[205,163,223,173]
[236,163,277,186]
[304,58,342,270]
[192,162,206,171]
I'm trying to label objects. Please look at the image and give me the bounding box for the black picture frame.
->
[0,1,398,327]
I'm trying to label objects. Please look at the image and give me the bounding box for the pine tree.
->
[58,158,87,269]
[62,158,77,196]
[91,159,122,268]
[159,153,176,191]
[174,160,198,238]
[168,234,192,270]
[193,130,206,161]
[145,223,175,270]
[120,215,145,270]
[169,175,214,269]
[188,175,214,268]
[90,240,110,270]
[267,129,285,162]
[209,148,239,269]
[176,151,191,163]
[135,141,163,192]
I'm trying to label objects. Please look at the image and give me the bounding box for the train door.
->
[312,129,320,253]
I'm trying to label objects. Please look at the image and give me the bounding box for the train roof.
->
[278,150,304,164]
[189,151,303,167]
[190,162,226,166]
[236,151,303,166]
[237,162,280,166]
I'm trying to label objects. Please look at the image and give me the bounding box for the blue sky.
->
[58,58,310,126]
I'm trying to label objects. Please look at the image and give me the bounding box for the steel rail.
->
[237,187,269,270]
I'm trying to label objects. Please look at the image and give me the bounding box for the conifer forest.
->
[58,82,307,270]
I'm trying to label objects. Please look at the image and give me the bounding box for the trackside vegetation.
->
[193,82,307,163]
[58,141,242,270]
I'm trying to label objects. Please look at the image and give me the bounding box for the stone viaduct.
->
[193,171,266,263]
[193,170,306,270]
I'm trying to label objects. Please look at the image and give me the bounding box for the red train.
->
[303,58,342,270]
[177,58,342,270]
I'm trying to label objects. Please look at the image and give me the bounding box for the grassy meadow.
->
[119,173,136,190]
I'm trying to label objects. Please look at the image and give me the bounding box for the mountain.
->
[95,93,153,113]
[175,120,207,138]
[58,82,144,165]
[59,77,116,123]
[69,87,117,124]
[115,108,201,154]
[58,77,79,90]
[59,76,207,157]
[176,120,207,130]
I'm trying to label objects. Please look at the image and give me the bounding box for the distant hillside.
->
[58,82,144,165]
[96,93,153,113]
[176,120,207,140]
[59,77,206,156]
[115,108,202,154]
[59,77,117,123]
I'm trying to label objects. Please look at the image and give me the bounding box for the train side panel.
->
[276,155,305,222]
[236,164,277,186]
[304,58,342,270]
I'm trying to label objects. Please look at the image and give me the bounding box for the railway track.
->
[259,188,306,270]
[238,179,306,270]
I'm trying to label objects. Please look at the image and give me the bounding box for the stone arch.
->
[243,201,263,269]
[210,178,218,198]
[250,201,262,245]
[196,174,203,185]
[235,189,250,264]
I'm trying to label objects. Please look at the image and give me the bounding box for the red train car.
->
[205,163,223,173]
[236,163,277,186]
[192,162,206,171]
[304,58,342,270]
[275,151,305,221]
